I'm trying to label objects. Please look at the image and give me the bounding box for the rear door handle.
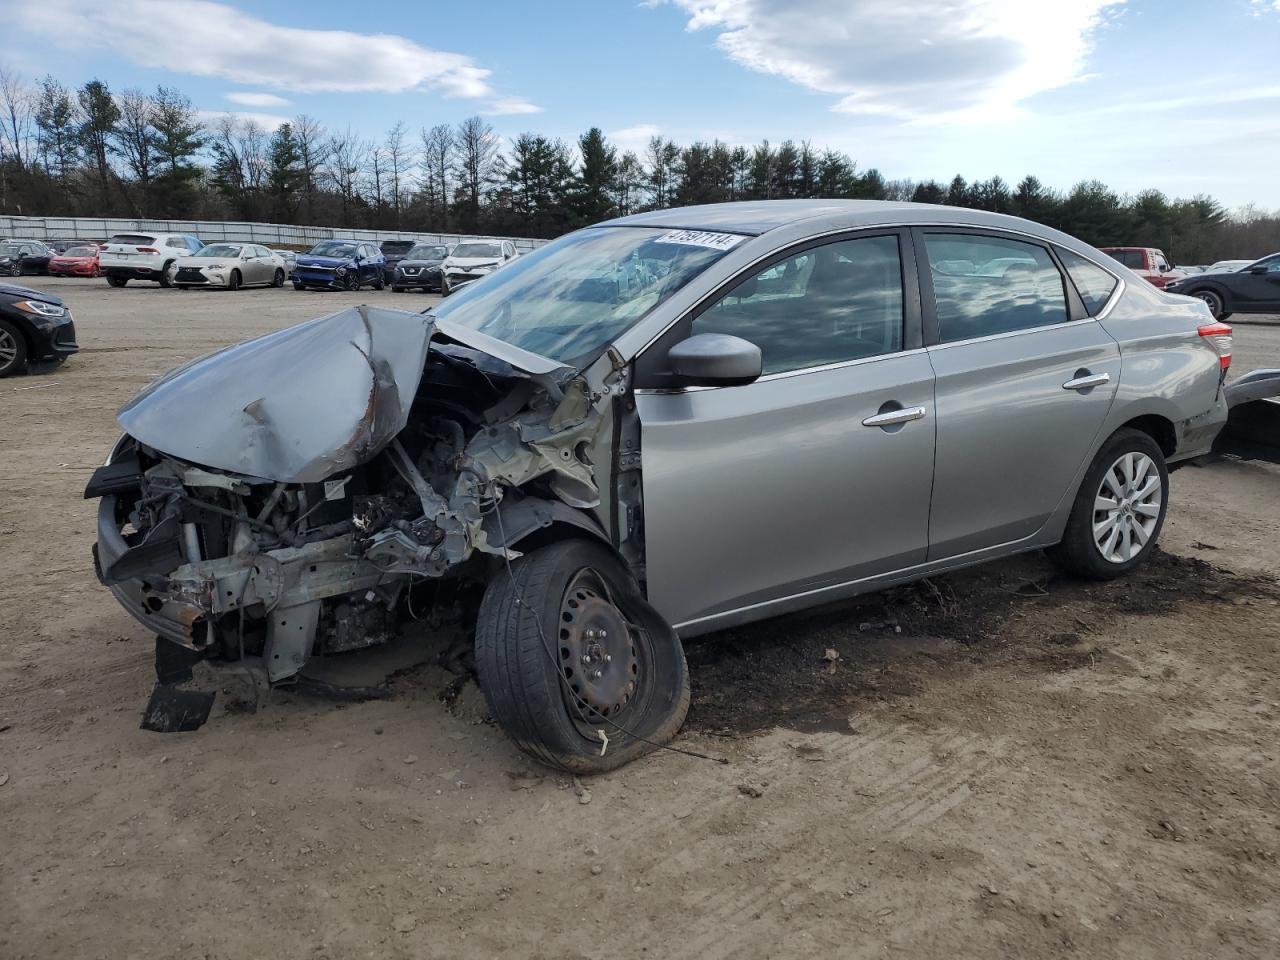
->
[1063,372,1111,391]
[862,406,927,428]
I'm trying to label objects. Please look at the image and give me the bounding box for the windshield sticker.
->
[653,230,746,251]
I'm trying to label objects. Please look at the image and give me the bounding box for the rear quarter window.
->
[1058,249,1119,315]
[1106,250,1146,269]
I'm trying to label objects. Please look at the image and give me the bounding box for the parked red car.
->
[1099,247,1184,290]
[48,245,102,278]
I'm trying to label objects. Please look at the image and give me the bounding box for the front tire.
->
[1192,288,1226,320]
[7,263,20,277]
[158,261,175,287]
[227,269,241,291]
[475,539,690,773]
[273,268,285,287]
[0,318,28,377]
[392,285,406,293]
[1047,428,1169,580]
[292,281,305,291]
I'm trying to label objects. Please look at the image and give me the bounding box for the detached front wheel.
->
[475,539,690,773]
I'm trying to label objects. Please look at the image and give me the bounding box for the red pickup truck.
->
[1099,247,1185,289]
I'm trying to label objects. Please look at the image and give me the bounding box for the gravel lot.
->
[2,277,1279,959]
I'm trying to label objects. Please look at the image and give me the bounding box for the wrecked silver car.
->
[88,201,1280,773]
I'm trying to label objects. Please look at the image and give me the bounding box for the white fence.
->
[0,215,549,252]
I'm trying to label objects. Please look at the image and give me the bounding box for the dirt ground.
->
[2,277,1280,960]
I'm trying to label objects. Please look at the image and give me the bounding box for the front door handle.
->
[862,406,927,428]
[1063,372,1111,391]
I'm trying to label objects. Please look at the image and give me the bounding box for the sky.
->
[1,0,1278,208]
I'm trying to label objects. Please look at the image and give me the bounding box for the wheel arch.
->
[485,497,614,557]
[1117,413,1177,458]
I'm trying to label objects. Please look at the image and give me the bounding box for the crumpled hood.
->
[117,306,435,483]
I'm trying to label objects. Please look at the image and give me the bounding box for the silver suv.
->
[88,201,1273,771]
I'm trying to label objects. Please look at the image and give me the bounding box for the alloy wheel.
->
[0,326,18,367]
[1092,451,1162,563]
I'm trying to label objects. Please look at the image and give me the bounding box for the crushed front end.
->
[86,305,624,730]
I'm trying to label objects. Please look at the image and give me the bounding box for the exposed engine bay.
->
[87,306,636,727]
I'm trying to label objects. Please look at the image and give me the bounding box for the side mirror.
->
[1249,265,1267,274]
[667,333,762,387]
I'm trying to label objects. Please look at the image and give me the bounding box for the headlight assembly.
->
[13,299,67,318]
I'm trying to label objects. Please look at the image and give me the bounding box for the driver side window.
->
[691,234,904,376]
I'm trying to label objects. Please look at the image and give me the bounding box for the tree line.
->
[1,68,1277,264]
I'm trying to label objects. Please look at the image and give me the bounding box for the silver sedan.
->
[89,200,1276,771]
[172,243,287,290]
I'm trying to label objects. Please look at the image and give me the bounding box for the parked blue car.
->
[291,240,386,291]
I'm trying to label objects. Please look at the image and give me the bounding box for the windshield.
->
[408,244,448,260]
[197,244,242,258]
[381,241,415,254]
[430,226,741,364]
[309,241,358,258]
[450,242,503,259]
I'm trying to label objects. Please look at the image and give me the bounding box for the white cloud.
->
[226,91,291,108]
[7,0,519,101]
[659,0,1125,120]
[484,97,543,115]
[198,110,293,131]
[608,123,663,153]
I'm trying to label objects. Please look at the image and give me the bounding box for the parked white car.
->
[100,232,204,287]
[173,244,287,290]
[441,239,520,296]
[1208,259,1253,273]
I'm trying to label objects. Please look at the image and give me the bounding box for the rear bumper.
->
[104,265,165,280]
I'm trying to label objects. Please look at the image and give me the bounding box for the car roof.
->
[602,199,1091,245]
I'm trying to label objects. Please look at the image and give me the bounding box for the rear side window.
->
[925,234,1068,343]
[1059,249,1119,315]
[1106,250,1145,269]
[693,234,904,375]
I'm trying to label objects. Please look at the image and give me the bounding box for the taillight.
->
[1198,322,1232,371]
[136,246,159,254]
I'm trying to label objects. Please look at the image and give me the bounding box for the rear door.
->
[919,229,1121,559]
[635,230,936,630]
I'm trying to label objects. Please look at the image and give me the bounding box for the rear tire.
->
[0,318,28,378]
[107,276,128,288]
[475,539,690,774]
[1047,428,1169,580]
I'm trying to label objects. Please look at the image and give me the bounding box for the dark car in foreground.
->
[379,239,418,284]
[391,242,450,292]
[0,239,53,277]
[86,200,1280,772]
[291,239,386,291]
[0,281,79,377]
[1166,252,1280,319]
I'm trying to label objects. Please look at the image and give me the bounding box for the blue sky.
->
[2,0,1278,207]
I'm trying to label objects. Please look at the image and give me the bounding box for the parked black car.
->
[1167,252,1280,320]
[379,239,418,284]
[0,239,53,277]
[390,242,450,292]
[0,281,78,377]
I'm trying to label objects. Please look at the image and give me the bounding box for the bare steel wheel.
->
[475,538,689,773]
[1093,451,1162,563]
[558,568,640,723]
[1048,427,1168,580]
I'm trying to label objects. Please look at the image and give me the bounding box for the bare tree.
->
[454,115,497,230]
[112,89,154,212]
[0,68,35,172]
[419,122,454,229]
[325,126,365,223]
[292,114,328,223]
[384,120,409,228]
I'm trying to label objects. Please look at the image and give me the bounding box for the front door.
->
[1232,254,1280,311]
[635,232,936,631]
[919,230,1121,559]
